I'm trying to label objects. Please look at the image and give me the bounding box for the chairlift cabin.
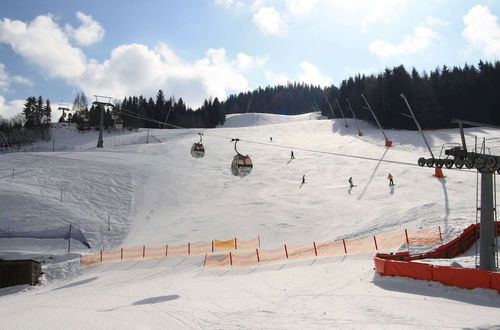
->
[231,138,253,177]
[191,133,205,158]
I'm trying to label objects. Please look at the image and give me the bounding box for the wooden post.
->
[258,235,261,248]
[188,242,191,255]
[165,244,168,257]
[203,254,207,267]
[229,252,233,266]
[405,229,410,254]
[373,236,378,250]
[342,239,347,254]
[313,242,318,256]
[234,237,237,250]
[121,248,123,260]
[212,240,214,253]
[143,245,145,258]
[438,226,443,241]
[284,244,289,258]
[100,250,103,262]
[256,249,260,262]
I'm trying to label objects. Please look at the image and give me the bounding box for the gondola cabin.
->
[231,154,253,177]
[191,143,205,158]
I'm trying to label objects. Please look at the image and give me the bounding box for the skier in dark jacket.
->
[349,177,354,188]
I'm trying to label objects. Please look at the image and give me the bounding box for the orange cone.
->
[434,168,445,178]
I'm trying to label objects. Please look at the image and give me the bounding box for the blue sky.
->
[0,0,499,119]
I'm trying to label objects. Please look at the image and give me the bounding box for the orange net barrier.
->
[80,252,101,266]
[286,243,316,259]
[315,240,345,257]
[258,247,288,263]
[167,243,189,257]
[204,254,231,267]
[345,236,376,254]
[190,242,213,255]
[80,236,261,267]
[374,230,406,251]
[231,251,259,267]
[214,238,235,251]
[122,246,143,260]
[102,248,122,263]
[203,227,443,268]
[406,227,442,245]
[144,245,167,258]
[236,236,260,250]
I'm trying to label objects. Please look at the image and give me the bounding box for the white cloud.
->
[65,12,105,46]
[265,71,291,85]
[285,0,318,16]
[0,15,87,79]
[360,0,407,32]
[215,0,244,8]
[369,25,437,58]
[426,16,448,27]
[0,95,24,119]
[77,43,268,108]
[252,6,285,35]
[462,5,500,58]
[297,61,332,87]
[0,13,268,109]
[0,63,32,93]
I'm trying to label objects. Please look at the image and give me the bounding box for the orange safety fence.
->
[204,254,231,267]
[204,226,443,268]
[258,246,288,263]
[102,248,122,263]
[286,243,316,259]
[375,230,407,251]
[80,236,261,267]
[230,251,259,267]
[122,246,143,260]
[144,245,167,258]
[236,236,261,250]
[374,222,500,293]
[316,240,346,257]
[406,227,442,245]
[190,242,213,256]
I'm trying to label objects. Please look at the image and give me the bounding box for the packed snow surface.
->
[0,114,499,329]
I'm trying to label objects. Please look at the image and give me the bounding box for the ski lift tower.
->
[361,94,392,147]
[417,118,500,271]
[92,95,114,148]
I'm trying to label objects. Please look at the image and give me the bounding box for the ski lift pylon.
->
[230,138,253,177]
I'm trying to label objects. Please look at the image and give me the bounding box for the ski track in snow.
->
[0,115,499,329]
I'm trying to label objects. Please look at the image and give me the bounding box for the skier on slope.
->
[291,150,295,159]
[302,174,306,184]
[349,177,354,188]
[387,173,394,186]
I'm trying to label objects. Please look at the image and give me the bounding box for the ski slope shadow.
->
[101,295,181,312]
[357,148,389,200]
[372,275,500,308]
[52,277,98,291]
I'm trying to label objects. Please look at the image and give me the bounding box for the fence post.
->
[234,237,237,250]
[143,246,145,258]
[229,252,233,266]
[313,242,318,256]
[203,254,207,267]
[373,236,378,250]
[188,242,191,255]
[438,226,443,241]
[284,244,289,258]
[256,249,260,262]
[121,248,123,260]
[342,239,347,254]
[212,240,214,253]
[166,244,168,257]
[405,229,410,254]
[100,250,103,262]
[258,235,261,248]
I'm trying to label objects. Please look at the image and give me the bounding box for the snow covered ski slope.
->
[0,114,499,329]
